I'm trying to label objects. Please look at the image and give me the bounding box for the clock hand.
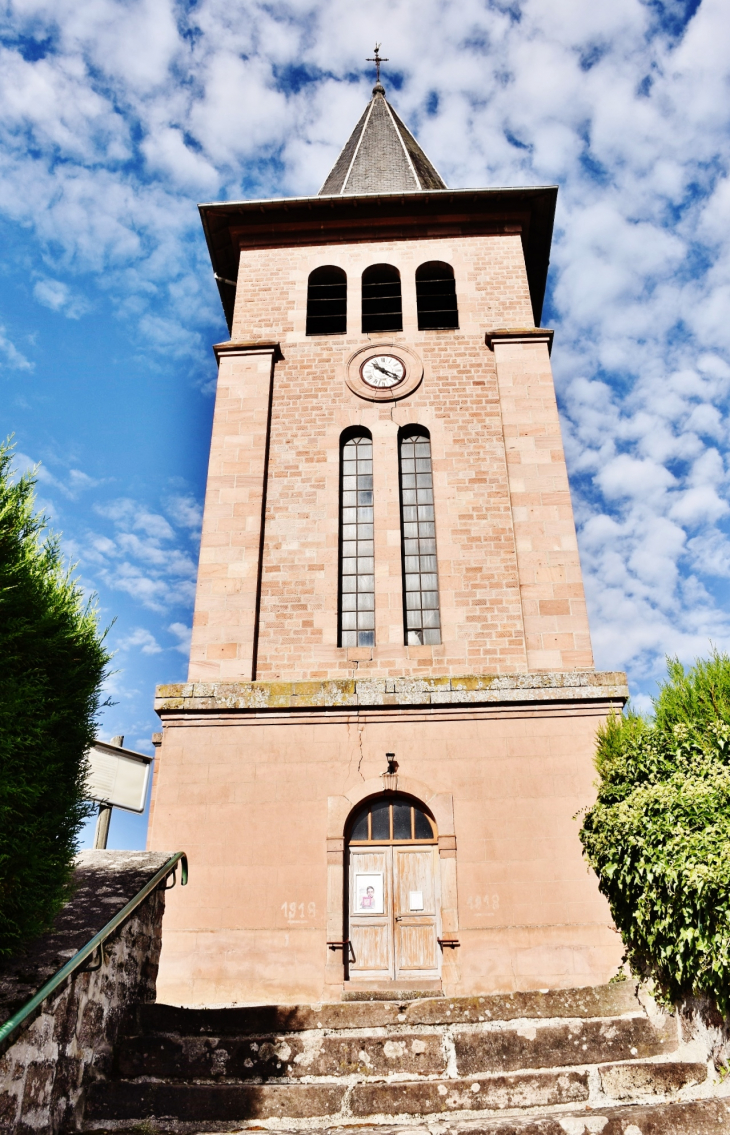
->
[373,361,399,378]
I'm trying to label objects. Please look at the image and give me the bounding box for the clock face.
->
[361,354,406,389]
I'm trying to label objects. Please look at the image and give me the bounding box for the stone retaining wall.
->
[0,851,171,1135]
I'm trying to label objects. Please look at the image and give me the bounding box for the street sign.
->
[85,740,153,814]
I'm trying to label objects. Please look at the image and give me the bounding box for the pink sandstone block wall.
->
[151,707,622,1007]
[494,339,594,671]
[190,347,275,682]
[187,233,594,683]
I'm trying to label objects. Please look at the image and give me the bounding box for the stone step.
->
[347,1063,707,1117]
[116,1031,447,1080]
[151,1100,730,1134]
[454,1015,672,1074]
[136,982,641,1037]
[115,1016,672,1081]
[342,983,443,1000]
[84,1061,707,1124]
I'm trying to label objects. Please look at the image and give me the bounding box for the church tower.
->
[148,64,627,1005]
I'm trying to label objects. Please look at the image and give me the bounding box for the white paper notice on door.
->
[409,890,424,911]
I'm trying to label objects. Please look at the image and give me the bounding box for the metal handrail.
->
[0,851,188,1053]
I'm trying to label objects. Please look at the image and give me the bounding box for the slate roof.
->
[319,83,446,195]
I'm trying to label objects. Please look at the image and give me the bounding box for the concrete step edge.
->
[81,1097,730,1134]
[105,1056,702,1086]
[130,1012,656,1041]
[113,1017,676,1081]
[84,1061,710,1123]
[136,983,643,1035]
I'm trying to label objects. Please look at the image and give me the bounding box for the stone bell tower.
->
[148,63,627,1006]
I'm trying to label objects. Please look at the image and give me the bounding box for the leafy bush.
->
[0,442,111,958]
[580,652,730,1012]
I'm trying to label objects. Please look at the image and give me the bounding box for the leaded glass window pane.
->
[399,432,442,645]
[340,434,376,647]
[392,801,412,840]
[350,810,369,840]
[414,807,433,839]
[370,798,390,840]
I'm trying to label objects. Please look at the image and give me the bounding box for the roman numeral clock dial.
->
[346,345,422,401]
[360,354,405,389]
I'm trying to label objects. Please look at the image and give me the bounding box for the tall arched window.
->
[306,266,347,335]
[340,430,375,648]
[362,264,402,333]
[415,261,458,330]
[399,428,441,645]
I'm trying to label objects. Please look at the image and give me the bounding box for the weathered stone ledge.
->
[155,671,628,713]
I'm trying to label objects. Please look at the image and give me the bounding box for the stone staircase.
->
[83,983,730,1133]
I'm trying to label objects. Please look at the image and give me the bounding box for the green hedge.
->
[0,442,111,958]
[580,652,730,1012]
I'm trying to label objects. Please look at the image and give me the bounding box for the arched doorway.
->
[346,794,441,982]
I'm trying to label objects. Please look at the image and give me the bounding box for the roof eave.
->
[199,184,558,332]
[199,184,558,211]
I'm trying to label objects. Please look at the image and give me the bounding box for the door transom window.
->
[348,796,437,844]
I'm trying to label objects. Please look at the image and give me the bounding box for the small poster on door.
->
[409,890,424,911]
[355,873,384,913]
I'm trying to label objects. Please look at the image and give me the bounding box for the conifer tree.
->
[0,441,110,958]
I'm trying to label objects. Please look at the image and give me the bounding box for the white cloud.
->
[140,127,219,193]
[668,486,729,526]
[95,498,175,541]
[116,626,163,654]
[166,494,203,534]
[33,278,91,319]
[10,451,101,500]
[0,326,33,370]
[2,0,730,696]
[169,621,192,655]
[596,456,676,503]
[75,493,202,611]
[68,468,101,491]
[98,560,196,612]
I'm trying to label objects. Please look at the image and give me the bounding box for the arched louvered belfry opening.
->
[415,261,458,330]
[361,264,402,333]
[306,265,347,335]
[339,428,375,648]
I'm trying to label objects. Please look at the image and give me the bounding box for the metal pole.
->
[93,735,123,849]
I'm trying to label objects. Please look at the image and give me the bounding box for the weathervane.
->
[367,43,388,86]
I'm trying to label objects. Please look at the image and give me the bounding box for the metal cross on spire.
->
[366,43,388,85]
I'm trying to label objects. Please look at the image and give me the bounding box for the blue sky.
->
[1,0,729,849]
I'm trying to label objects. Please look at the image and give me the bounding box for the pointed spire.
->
[319,48,446,196]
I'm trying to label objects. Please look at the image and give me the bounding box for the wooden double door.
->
[346,796,441,982]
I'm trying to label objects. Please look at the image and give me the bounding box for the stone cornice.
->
[212,340,282,362]
[155,671,628,714]
[485,327,554,356]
